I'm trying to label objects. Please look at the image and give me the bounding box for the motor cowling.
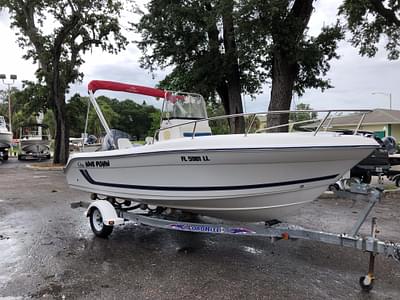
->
[382,136,397,155]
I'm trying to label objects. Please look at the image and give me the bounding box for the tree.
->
[340,0,400,60]
[207,101,231,135]
[0,83,49,137]
[290,102,317,131]
[66,94,88,138]
[135,0,247,133]
[0,88,16,126]
[239,0,343,130]
[87,99,118,137]
[13,81,48,113]
[135,0,343,133]
[11,82,48,137]
[0,0,129,164]
[66,94,160,140]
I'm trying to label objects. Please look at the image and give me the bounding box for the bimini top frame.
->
[86,80,196,139]
[87,80,168,138]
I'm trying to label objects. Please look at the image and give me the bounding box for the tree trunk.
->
[52,95,69,164]
[49,74,69,164]
[222,3,245,134]
[267,0,314,132]
[267,51,297,132]
[216,82,230,114]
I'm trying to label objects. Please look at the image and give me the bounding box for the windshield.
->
[162,93,207,120]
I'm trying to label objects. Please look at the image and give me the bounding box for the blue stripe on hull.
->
[80,169,339,192]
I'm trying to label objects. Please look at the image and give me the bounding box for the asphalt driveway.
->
[0,158,399,299]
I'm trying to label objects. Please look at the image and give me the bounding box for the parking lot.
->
[0,158,400,299]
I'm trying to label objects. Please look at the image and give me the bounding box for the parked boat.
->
[0,116,12,160]
[64,80,379,221]
[18,124,51,160]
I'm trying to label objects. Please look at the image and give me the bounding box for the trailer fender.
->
[85,200,125,226]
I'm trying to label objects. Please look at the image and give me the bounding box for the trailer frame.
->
[71,182,400,292]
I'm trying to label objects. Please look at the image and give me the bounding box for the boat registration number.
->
[181,155,210,162]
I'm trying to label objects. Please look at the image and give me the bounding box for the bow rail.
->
[154,109,373,141]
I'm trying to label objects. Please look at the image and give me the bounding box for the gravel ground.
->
[0,158,399,299]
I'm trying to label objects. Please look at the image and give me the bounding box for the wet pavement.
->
[0,158,400,299]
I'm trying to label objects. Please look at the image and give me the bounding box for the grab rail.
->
[154,109,372,141]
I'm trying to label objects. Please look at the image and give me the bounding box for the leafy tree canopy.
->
[134,0,262,101]
[238,0,344,96]
[340,0,400,59]
[291,102,317,123]
[12,81,48,116]
[66,94,160,140]
[135,0,344,99]
[0,0,131,163]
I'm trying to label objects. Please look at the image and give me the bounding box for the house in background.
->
[320,109,400,140]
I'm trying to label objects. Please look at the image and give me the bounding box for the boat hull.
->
[65,134,377,221]
[20,140,50,158]
[0,132,12,148]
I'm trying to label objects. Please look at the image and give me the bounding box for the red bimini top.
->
[87,80,184,103]
[88,80,166,98]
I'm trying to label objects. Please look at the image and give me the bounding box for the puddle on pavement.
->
[242,245,263,255]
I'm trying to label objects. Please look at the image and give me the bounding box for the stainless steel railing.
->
[153,109,372,141]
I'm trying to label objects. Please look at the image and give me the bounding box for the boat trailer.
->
[71,182,400,292]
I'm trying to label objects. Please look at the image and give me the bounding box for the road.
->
[0,158,399,299]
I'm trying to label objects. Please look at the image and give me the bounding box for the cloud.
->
[0,11,37,87]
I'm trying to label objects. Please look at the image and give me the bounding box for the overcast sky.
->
[1,1,400,112]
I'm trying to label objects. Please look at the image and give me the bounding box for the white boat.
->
[64,80,379,222]
[0,116,12,160]
[0,116,12,146]
[18,124,51,160]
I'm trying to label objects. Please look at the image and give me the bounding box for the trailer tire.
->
[359,275,374,292]
[89,207,113,238]
[328,183,340,192]
[395,176,400,187]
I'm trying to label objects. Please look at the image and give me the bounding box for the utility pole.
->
[372,92,392,110]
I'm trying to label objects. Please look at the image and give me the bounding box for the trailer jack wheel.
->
[359,275,374,292]
[89,207,113,238]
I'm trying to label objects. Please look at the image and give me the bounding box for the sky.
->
[1,1,400,113]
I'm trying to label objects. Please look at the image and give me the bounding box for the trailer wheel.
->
[89,207,113,238]
[328,183,340,192]
[395,176,400,187]
[359,275,374,292]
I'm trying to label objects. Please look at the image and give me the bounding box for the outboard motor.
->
[382,136,397,155]
[101,129,132,151]
[85,135,97,145]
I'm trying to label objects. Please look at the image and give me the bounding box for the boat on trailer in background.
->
[0,116,12,161]
[18,123,51,161]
